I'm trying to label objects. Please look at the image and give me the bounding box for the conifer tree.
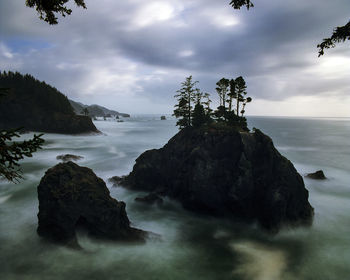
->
[234,76,246,116]
[215,78,230,121]
[192,103,206,127]
[81,107,89,116]
[227,79,236,112]
[173,76,198,129]
[202,92,213,120]
[234,76,252,117]
[216,78,230,109]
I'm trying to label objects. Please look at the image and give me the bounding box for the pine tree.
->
[235,76,247,116]
[215,78,230,121]
[173,76,198,129]
[227,79,236,112]
[192,103,207,127]
[234,76,252,117]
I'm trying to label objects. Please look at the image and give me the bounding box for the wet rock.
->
[306,170,326,180]
[120,126,314,232]
[56,154,84,162]
[160,116,166,120]
[108,176,126,186]
[135,193,163,205]
[37,162,146,247]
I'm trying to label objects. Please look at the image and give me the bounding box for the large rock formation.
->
[119,126,314,231]
[37,162,145,246]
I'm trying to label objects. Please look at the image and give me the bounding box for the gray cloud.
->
[0,0,349,115]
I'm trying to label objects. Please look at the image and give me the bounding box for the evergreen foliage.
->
[0,71,97,134]
[0,129,44,182]
[0,71,74,117]
[81,107,89,116]
[26,0,86,25]
[174,75,252,131]
[173,76,198,129]
[317,21,350,56]
[229,0,254,10]
[192,103,207,128]
[0,87,44,182]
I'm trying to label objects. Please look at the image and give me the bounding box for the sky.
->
[0,0,349,116]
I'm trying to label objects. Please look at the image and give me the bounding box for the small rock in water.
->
[160,116,166,120]
[135,193,163,205]
[306,170,326,180]
[56,154,84,162]
[108,176,126,186]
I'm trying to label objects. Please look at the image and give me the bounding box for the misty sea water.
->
[0,115,349,280]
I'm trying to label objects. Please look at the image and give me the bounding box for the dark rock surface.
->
[37,162,145,246]
[108,176,125,186]
[306,170,326,180]
[135,193,163,205]
[56,154,84,162]
[119,126,314,232]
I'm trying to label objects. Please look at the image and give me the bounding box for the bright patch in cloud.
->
[0,43,14,59]
[178,50,194,57]
[133,2,176,27]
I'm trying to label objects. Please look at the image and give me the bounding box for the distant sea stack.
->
[0,71,98,134]
[306,170,327,180]
[37,162,146,247]
[118,126,314,232]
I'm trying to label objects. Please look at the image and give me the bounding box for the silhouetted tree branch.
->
[0,129,44,182]
[317,21,350,56]
[229,0,254,10]
[26,0,86,25]
[0,87,44,182]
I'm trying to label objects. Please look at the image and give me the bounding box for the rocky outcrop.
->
[135,193,163,205]
[119,126,314,232]
[56,154,84,162]
[108,176,125,186]
[37,162,145,247]
[306,170,326,180]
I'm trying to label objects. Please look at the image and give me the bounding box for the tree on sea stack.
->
[234,76,252,117]
[215,78,230,121]
[173,76,198,129]
[174,75,252,130]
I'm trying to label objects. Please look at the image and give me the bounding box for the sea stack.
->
[37,162,145,246]
[118,126,314,232]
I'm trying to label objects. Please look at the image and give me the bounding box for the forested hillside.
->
[0,71,98,134]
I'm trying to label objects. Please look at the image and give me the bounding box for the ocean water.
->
[0,115,349,280]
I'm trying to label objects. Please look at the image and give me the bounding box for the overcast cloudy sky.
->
[0,0,349,116]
